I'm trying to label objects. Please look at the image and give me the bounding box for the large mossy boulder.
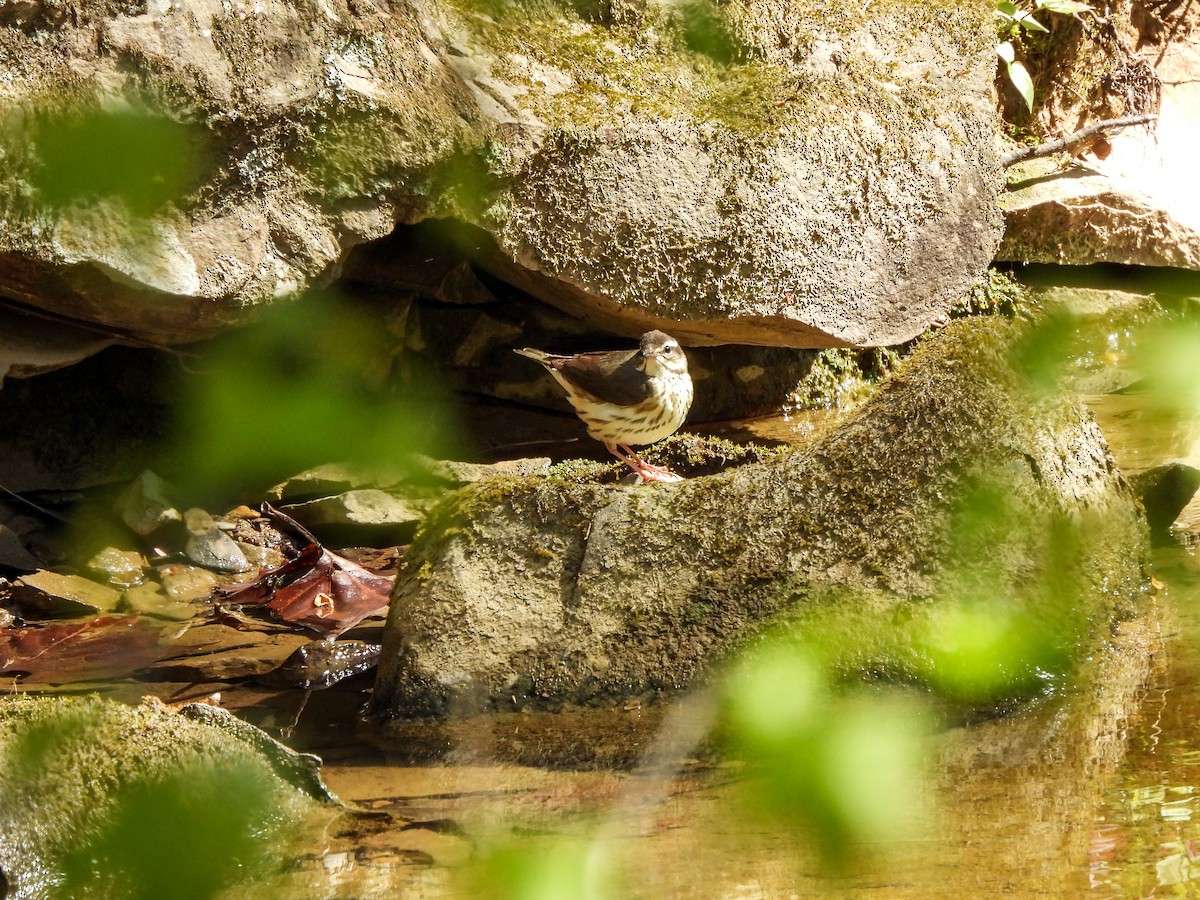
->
[0,0,1001,352]
[0,695,333,898]
[372,317,1150,718]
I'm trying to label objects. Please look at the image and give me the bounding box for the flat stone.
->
[281,490,430,529]
[15,570,123,616]
[998,162,1200,268]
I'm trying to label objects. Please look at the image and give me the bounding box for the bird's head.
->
[640,330,689,377]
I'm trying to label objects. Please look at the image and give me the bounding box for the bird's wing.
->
[550,349,650,406]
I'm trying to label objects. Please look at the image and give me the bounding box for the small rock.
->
[235,541,289,572]
[0,524,39,572]
[259,638,382,690]
[114,470,182,537]
[184,508,251,573]
[280,489,435,544]
[281,490,429,528]
[123,582,196,621]
[13,570,123,616]
[157,564,219,605]
[86,547,147,588]
[268,464,407,502]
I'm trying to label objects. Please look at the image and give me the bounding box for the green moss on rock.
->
[0,695,329,897]
[374,317,1149,721]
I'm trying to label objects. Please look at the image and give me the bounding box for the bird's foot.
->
[633,466,684,484]
[632,460,683,481]
[609,444,683,483]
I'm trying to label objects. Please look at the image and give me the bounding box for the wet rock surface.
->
[372,317,1151,718]
[1130,462,1200,543]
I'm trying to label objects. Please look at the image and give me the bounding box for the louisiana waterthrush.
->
[515,330,694,483]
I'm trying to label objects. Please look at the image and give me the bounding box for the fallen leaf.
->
[216,506,394,636]
[0,615,170,683]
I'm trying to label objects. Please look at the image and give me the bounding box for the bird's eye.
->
[664,342,678,353]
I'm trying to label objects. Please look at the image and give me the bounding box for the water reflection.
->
[1090,550,1200,896]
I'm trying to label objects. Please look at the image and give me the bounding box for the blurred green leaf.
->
[465,836,618,900]
[1128,319,1200,423]
[58,762,287,900]
[1009,308,1078,393]
[725,643,824,742]
[27,108,210,215]
[920,474,1081,702]
[916,601,1060,703]
[723,643,924,866]
[165,292,458,503]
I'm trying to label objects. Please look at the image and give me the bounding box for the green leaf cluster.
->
[994,0,1093,112]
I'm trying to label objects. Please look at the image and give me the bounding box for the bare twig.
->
[0,482,70,523]
[1001,114,1158,167]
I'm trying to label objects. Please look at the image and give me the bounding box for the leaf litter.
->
[1,491,396,692]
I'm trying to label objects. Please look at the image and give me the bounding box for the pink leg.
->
[607,444,683,483]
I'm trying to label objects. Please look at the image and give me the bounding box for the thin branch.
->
[0,482,71,523]
[1001,114,1158,167]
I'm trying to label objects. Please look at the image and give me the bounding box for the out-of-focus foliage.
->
[1009,304,1080,394]
[164,292,457,503]
[466,837,618,900]
[722,644,926,866]
[18,106,212,215]
[1128,318,1200,424]
[56,763,286,900]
